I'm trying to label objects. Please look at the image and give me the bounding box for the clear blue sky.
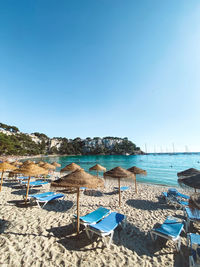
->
[1,0,200,152]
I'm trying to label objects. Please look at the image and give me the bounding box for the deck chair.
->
[162,189,189,209]
[72,207,110,228]
[187,233,200,267]
[33,193,65,208]
[28,191,55,199]
[150,216,185,252]
[114,186,130,191]
[21,180,49,188]
[185,208,200,232]
[86,211,126,247]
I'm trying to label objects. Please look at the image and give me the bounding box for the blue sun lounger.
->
[86,212,126,247]
[162,188,189,209]
[185,208,200,232]
[21,180,49,188]
[150,216,185,252]
[114,186,130,191]
[33,193,65,208]
[187,233,200,267]
[28,191,55,199]
[72,207,110,228]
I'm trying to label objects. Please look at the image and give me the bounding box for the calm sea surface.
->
[32,153,200,187]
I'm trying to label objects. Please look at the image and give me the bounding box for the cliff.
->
[0,123,143,156]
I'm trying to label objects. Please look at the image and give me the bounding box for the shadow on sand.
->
[126,199,170,211]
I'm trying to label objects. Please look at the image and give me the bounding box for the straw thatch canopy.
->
[14,164,48,203]
[60,163,82,173]
[189,193,200,211]
[12,161,23,166]
[178,173,200,190]
[104,166,134,179]
[52,162,61,167]
[177,168,200,177]
[104,167,134,207]
[0,162,17,192]
[89,164,106,172]
[0,162,16,172]
[14,164,48,176]
[51,169,104,234]
[52,169,104,189]
[40,163,56,170]
[127,166,147,175]
[37,161,45,166]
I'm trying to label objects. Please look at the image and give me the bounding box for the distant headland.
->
[0,122,144,157]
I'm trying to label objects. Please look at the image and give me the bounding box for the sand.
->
[0,173,192,267]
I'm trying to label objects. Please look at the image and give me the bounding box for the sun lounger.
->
[162,188,189,209]
[185,208,200,232]
[86,211,126,247]
[187,233,200,267]
[150,216,185,252]
[114,186,130,191]
[28,191,55,199]
[21,180,49,188]
[33,193,65,208]
[72,207,110,228]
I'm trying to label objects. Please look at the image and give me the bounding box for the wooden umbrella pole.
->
[135,175,137,193]
[77,187,80,235]
[118,178,121,207]
[0,171,4,192]
[97,171,99,178]
[25,176,31,204]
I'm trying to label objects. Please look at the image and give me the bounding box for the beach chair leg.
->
[36,200,42,208]
[42,201,48,208]
[108,231,114,247]
[175,237,181,252]
[150,232,157,241]
[86,228,93,240]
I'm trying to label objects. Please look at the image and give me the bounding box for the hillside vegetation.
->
[0,123,142,156]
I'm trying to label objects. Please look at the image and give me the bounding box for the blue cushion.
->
[80,207,110,224]
[153,217,184,238]
[89,212,125,233]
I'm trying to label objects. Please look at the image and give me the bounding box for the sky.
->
[1,0,200,153]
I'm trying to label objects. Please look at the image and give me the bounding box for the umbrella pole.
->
[0,170,4,192]
[97,171,99,178]
[118,178,121,207]
[77,187,80,235]
[25,176,31,204]
[195,188,197,193]
[135,175,137,193]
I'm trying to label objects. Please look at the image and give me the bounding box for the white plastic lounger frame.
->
[33,194,65,208]
[86,212,126,247]
[150,216,185,252]
[187,233,200,267]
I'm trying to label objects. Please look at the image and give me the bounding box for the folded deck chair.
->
[86,211,126,247]
[185,208,200,232]
[72,207,110,228]
[150,216,185,252]
[33,193,65,208]
[187,233,200,267]
[114,186,130,191]
[21,181,49,188]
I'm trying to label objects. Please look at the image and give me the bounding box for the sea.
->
[32,153,200,187]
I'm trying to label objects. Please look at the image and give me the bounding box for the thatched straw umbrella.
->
[178,173,200,191]
[60,163,82,173]
[51,169,104,234]
[104,167,135,207]
[177,168,200,192]
[52,162,61,168]
[127,166,147,193]
[12,161,23,167]
[89,164,106,177]
[41,162,56,171]
[14,163,48,203]
[37,161,45,166]
[189,193,200,213]
[0,162,16,192]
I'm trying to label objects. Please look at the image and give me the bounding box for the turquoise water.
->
[33,153,200,187]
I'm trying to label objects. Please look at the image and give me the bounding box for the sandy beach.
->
[0,173,191,267]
